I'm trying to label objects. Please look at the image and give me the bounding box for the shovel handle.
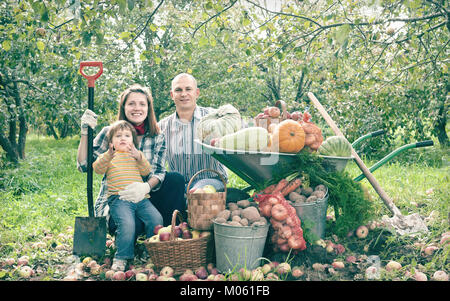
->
[306,92,401,216]
[79,61,103,88]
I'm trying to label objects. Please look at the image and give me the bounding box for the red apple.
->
[195,267,208,279]
[125,269,135,279]
[182,230,192,239]
[112,271,126,281]
[179,222,189,231]
[159,232,170,241]
[291,111,301,121]
[291,266,304,278]
[173,226,182,237]
[153,225,164,235]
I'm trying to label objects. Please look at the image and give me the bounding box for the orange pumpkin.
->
[272,120,305,153]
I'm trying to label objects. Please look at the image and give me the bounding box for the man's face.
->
[170,75,199,114]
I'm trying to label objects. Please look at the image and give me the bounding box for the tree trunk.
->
[0,131,19,163]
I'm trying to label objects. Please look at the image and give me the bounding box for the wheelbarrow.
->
[306,92,430,235]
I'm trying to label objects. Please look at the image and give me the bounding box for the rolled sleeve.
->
[77,126,110,173]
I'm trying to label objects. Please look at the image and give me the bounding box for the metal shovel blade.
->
[73,216,107,257]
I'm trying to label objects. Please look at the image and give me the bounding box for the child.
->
[93,120,163,271]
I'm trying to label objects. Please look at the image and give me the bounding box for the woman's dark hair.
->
[117,84,160,136]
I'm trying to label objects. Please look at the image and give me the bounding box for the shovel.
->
[306,92,428,236]
[73,61,107,256]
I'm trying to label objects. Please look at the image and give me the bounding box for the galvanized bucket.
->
[292,190,329,239]
[213,221,269,273]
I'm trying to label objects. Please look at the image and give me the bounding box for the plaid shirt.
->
[77,126,167,218]
[158,106,228,187]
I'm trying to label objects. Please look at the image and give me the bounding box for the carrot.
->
[272,178,289,194]
[280,178,302,196]
[263,184,277,194]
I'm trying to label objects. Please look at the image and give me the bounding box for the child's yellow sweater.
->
[92,150,151,197]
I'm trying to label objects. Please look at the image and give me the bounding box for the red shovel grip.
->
[79,61,103,87]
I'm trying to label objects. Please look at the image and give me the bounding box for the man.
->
[158,73,228,192]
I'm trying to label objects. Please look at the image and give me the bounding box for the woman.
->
[77,84,186,237]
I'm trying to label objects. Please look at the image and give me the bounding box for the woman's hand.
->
[80,109,97,135]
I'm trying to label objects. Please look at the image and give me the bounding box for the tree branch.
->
[105,0,165,65]
[192,0,238,38]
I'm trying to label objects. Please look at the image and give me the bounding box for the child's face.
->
[111,128,134,152]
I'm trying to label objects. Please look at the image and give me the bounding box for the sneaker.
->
[111,258,127,271]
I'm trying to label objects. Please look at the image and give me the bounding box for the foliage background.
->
[0,0,448,165]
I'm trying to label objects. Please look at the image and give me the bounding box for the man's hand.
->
[81,109,97,135]
[118,182,151,203]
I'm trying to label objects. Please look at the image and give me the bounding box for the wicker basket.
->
[255,99,288,130]
[186,169,227,231]
[144,210,213,275]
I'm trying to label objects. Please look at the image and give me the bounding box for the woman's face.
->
[111,128,133,152]
[124,92,148,126]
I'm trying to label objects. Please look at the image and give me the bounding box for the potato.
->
[232,215,241,222]
[239,218,249,226]
[215,217,227,224]
[216,209,231,221]
[306,195,318,203]
[315,184,327,192]
[237,199,251,208]
[302,187,313,197]
[231,208,242,217]
[288,191,302,202]
[227,221,242,227]
[295,195,307,203]
[228,203,239,211]
[241,206,261,223]
[311,190,326,199]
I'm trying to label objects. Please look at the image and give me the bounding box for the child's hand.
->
[128,144,142,161]
[106,143,115,157]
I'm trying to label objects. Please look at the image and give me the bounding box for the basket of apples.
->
[186,169,227,231]
[144,210,213,275]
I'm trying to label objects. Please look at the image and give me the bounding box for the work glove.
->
[119,182,151,203]
[81,109,97,135]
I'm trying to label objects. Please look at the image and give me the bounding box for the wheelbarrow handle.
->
[415,140,433,148]
[79,61,103,88]
[351,129,386,148]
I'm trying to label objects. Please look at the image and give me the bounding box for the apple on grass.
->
[356,225,369,239]
[160,266,174,277]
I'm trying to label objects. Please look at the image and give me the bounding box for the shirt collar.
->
[173,106,201,127]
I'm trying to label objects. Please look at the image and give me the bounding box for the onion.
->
[271,204,288,221]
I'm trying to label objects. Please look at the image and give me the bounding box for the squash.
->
[318,136,352,157]
[217,127,269,151]
[196,104,242,144]
[271,120,305,153]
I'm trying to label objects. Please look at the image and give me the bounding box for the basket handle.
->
[170,209,183,242]
[186,169,227,195]
[275,99,288,120]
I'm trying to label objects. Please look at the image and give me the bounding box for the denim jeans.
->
[108,195,163,260]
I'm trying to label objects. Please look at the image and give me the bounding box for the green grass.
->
[0,135,448,280]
